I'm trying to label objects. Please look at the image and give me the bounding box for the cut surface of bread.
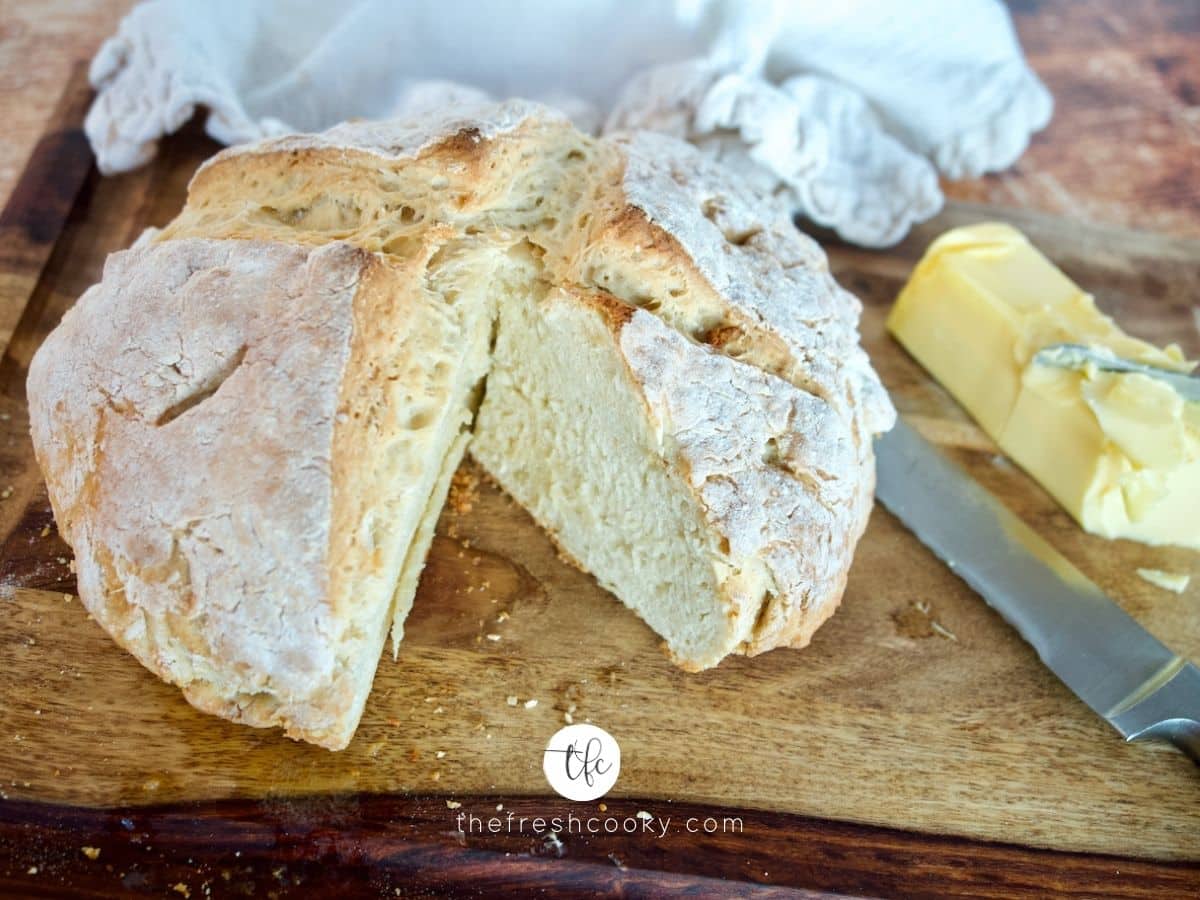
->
[472,283,754,669]
[28,102,894,748]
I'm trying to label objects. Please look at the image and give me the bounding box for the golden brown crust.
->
[26,239,467,750]
[566,285,638,329]
[29,241,374,748]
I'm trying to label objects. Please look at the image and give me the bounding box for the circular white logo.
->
[543,724,620,801]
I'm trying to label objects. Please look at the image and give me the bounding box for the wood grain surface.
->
[0,61,91,360]
[945,0,1200,239]
[0,68,1197,900]
[1,795,1197,899]
[0,0,129,207]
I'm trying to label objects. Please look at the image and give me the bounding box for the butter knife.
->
[875,417,1200,763]
[1034,342,1200,403]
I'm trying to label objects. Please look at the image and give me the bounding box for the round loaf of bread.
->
[28,101,894,749]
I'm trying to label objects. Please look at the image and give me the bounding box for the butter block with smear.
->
[888,222,1200,549]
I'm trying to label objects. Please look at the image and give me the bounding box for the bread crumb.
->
[485,633,501,642]
[930,621,958,642]
[448,468,480,514]
[436,750,446,759]
[523,698,538,709]
[445,800,461,809]
[432,771,441,781]
[27,867,37,875]
[636,810,652,821]
[496,611,509,622]
[0,486,13,500]
[1137,568,1191,594]
[173,884,190,898]
[433,706,444,714]
[506,695,518,706]
[496,803,503,811]
[893,601,957,642]
[563,712,574,724]
[40,525,50,538]
[598,803,607,812]
[82,847,100,860]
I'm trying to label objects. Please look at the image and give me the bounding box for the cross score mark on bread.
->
[27,102,894,749]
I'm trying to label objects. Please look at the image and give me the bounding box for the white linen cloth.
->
[85,0,1052,247]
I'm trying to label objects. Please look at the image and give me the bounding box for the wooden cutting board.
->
[0,69,1198,897]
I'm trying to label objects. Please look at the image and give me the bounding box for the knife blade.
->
[874,417,1200,763]
[1033,342,1200,404]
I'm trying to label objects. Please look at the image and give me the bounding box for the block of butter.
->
[888,222,1200,549]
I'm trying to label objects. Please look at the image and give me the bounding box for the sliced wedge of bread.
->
[28,239,491,749]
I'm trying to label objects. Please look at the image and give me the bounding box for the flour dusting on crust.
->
[30,103,894,747]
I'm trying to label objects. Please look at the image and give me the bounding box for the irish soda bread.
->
[28,101,894,749]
